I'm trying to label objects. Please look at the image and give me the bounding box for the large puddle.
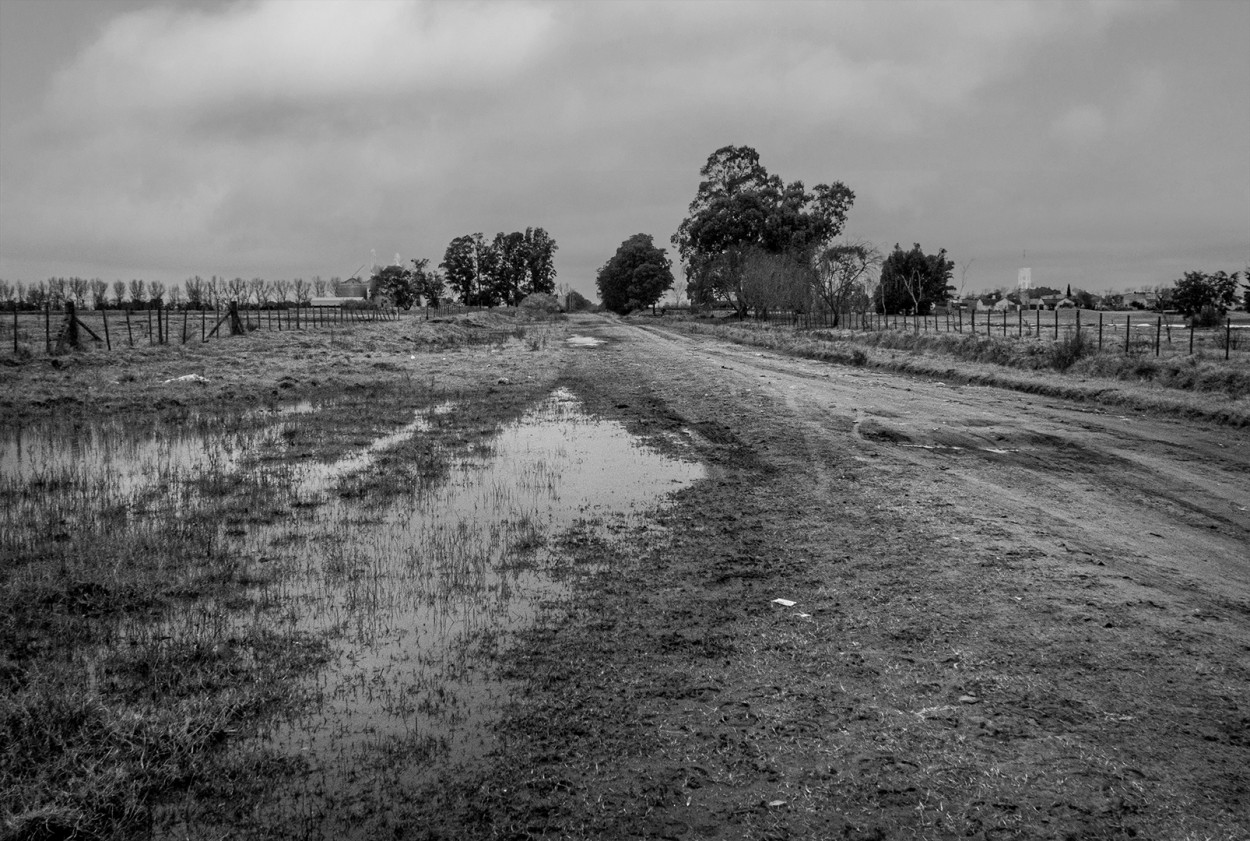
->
[2,388,704,831]
[241,388,704,806]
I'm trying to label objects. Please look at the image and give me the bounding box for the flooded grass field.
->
[1,381,703,838]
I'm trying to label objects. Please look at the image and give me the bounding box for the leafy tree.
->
[597,233,674,314]
[371,264,417,309]
[442,233,487,305]
[672,145,854,316]
[1072,288,1097,309]
[410,258,445,307]
[490,231,530,306]
[523,227,558,297]
[443,229,558,306]
[25,281,46,308]
[877,243,954,315]
[1171,270,1240,324]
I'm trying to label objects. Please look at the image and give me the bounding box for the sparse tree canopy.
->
[877,243,954,316]
[813,241,882,324]
[672,145,854,316]
[597,233,674,314]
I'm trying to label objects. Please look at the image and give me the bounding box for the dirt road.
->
[425,314,1249,840]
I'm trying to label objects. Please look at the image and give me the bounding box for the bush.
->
[518,292,561,314]
[1189,305,1224,328]
[1047,331,1093,371]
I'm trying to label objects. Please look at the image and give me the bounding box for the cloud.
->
[46,1,554,120]
[1052,104,1108,146]
[1,0,1226,295]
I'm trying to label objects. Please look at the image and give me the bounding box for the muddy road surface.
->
[419,314,1249,840]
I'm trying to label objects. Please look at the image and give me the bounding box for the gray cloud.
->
[1,0,1246,295]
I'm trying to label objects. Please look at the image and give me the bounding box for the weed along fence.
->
[1,299,405,357]
[755,307,1247,361]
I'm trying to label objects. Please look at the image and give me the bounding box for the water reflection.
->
[249,387,703,818]
[4,389,704,835]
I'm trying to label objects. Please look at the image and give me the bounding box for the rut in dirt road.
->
[427,313,1248,841]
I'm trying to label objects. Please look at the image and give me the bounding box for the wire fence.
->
[0,300,495,357]
[749,306,1248,361]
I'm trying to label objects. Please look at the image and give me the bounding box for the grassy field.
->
[3,307,1247,839]
[1,310,572,839]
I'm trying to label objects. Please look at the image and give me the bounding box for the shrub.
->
[1189,305,1224,328]
[1048,331,1093,371]
[519,292,561,314]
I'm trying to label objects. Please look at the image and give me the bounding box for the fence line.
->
[1,299,419,357]
[749,307,1244,360]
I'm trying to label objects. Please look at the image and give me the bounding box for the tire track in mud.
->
[634,319,1250,609]
[425,315,1249,840]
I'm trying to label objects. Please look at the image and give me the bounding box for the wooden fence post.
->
[1125,314,1131,354]
[1227,318,1232,360]
[1155,316,1161,357]
[62,301,79,351]
[1098,312,1103,350]
[45,303,51,354]
[125,307,133,347]
[11,307,16,354]
[1053,307,1059,340]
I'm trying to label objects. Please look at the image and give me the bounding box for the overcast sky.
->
[1,0,1247,299]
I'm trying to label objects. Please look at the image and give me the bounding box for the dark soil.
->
[4,311,1246,839]
[406,315,1249,839]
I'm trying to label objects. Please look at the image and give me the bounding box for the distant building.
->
[1119,292,1159,310]
[332,278,369,299]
